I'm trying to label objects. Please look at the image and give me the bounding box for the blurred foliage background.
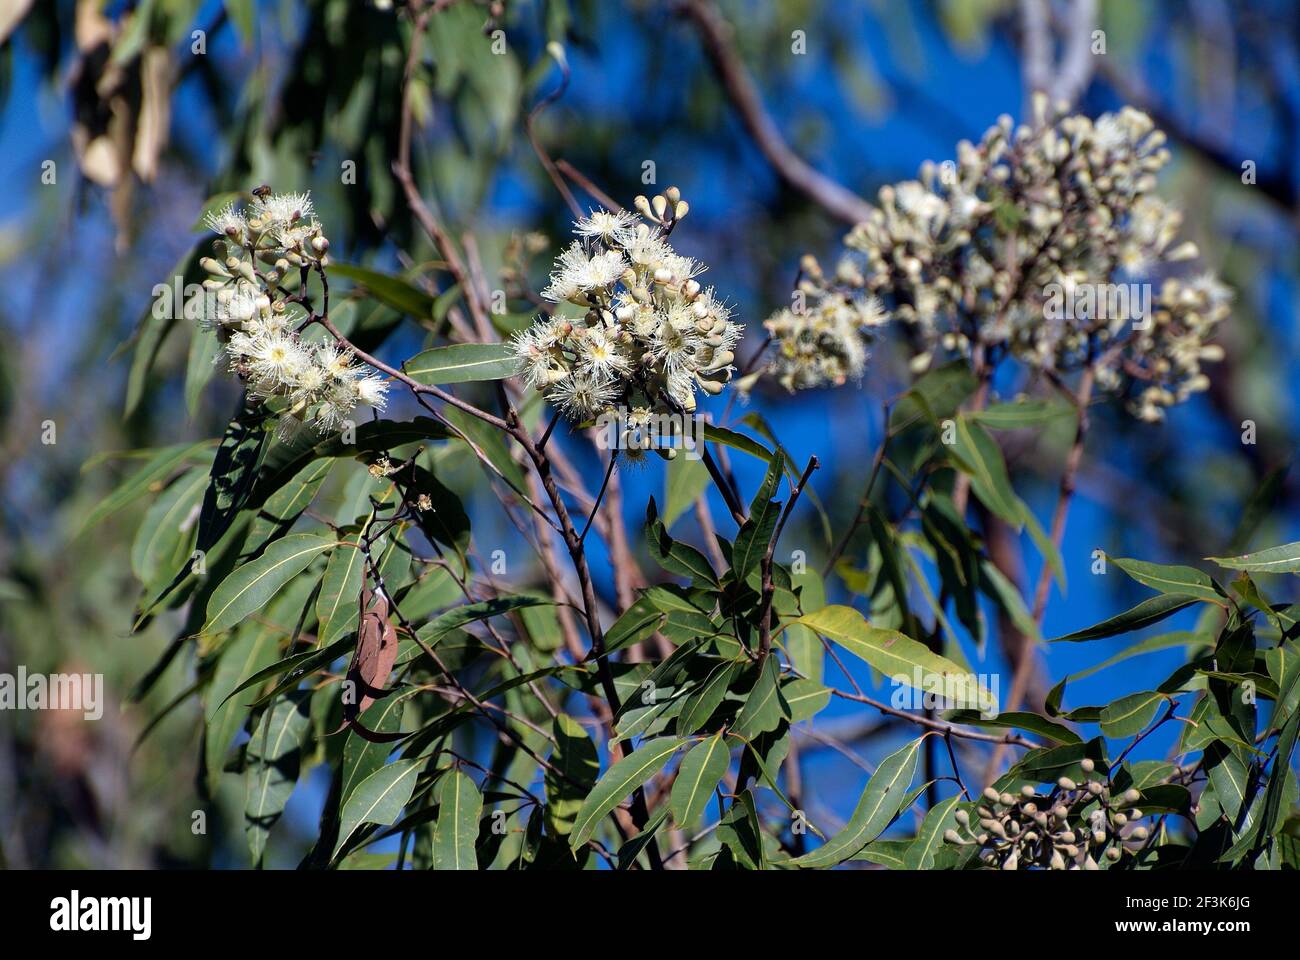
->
[0,0,1296,868]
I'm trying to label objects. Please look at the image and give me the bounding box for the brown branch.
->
[675,0,875,225]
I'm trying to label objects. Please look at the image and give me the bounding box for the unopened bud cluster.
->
[200,190,387,435]
[762,254,890,391]
[944,761,1150,870]
[782,97,1229,419]
[510,189,743,431]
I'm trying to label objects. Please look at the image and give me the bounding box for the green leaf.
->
[205,612,292,780]
[790,736,922,867]
[1067,631,1201,683]
[903,795,960,869]
[616,804,670,870]
[80,441,214,534]
[731,657,791,740]
[196,409,271,554]
[340,696,409,808]
[792,605,994,714]
[1049,593,1200,643]
[702,424,776,463]
[570,738,685,849]
[782,678,831,723]
[731,452,784,578]
[204,534,336,634]
[645,499,718,585]
[432,769,484,870]
[664,455,710,528]
[1208,541,1300,575]
[1099,691,1166,738]
[329,263,436,320]
[416,595,551,647]
[670,733,729,828]
[444,405,529,494]
[244,458,333,555]
[1110,556,1225,604]
[130,466,206,587]
[316,541,366,646]
[678,660,741,734]
[948,416,1024,530]
[406,342,518,385]
[603,594,667,655]
[244,691,311,865]
[544,714,599,838]
[185,323,221,417]
[889,361,977,433]
[970,399,1071,430]
[334,759,423,859]
[1204,742,1251,827]
[123,242,203,416]
[945,710,1081,745]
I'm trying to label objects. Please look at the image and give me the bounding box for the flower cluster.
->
[762,254,890,391]
[774,97,1229,420]
[510,189,744,441]
[944,762,1150,870]
[199,190,387,435]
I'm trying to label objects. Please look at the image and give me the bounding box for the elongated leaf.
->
[678,660,741,734]
[407,342,517,385]
[603,594,666,655]
[791,736,922,867]
[244,691,311,865]
[903,795,960,869]
[670,733,729,828]
[80,441,214,534]
[1209,541,1300,575]
[432,769,484,869]
[1050,593,1199,643]
[945,710,1081,745]
[334,759,423,858]
[664,455,710,528]
[204,534,336,634]
[782,678,831,723]
[1110,556,1225,604]
[316,541,366,646]
[245,458,333,554]
[197,409,270,554]
[731,453,784,578]
[889,361,977,433]
[645,498,717,585]
[616,804,670,870]
[416,595,551,647]
[702,424,776,463]
[970,399,1071,430]
[330,263,435,319]
[444,406,529,493]
[793,605,993,713]
[185,322,221,417]
[570,738,684,849]
[949,416,1024,530]
[131,466,206,587]
[1099,691,1166,738]
[545,714,599,838]
[731,656,791,740]
[1068,631,1201,683]
[205,598,303,781]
